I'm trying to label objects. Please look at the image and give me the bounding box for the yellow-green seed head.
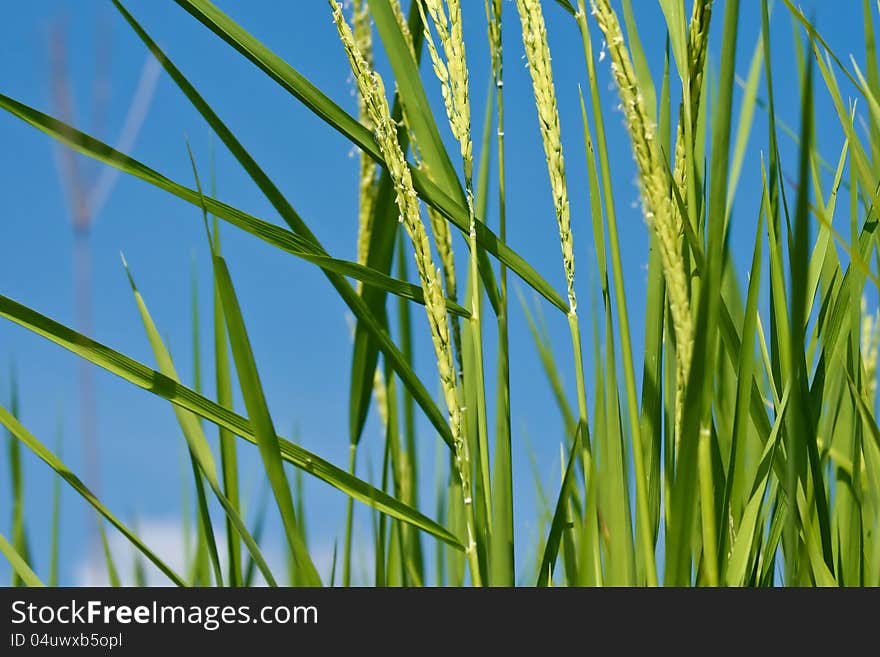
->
[330,0,471,511]
[418,0,474,184]
[592,0,694,440]
[516,0,576,312]
[353,0,379,271]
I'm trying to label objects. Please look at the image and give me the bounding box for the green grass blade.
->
[787,45,834,579]
[0,531,43,587]
[720,192,765,562]
[100,522,122,587]
[394,234,423,578]
[576,1,655,583]
[169,0,545,312]
[658,0,689,90]
[517,291,576,434]
[132,2,469,477]
[0,294,462,550]
[0,404,186,586]
[6,366,28,587]
[188,454,223,586]
[696,0,740,585]
[367,0,462,205]
[726,385,791,586]
[489,0,514,589]
[726,34,764,222]
[212,222,242,587]
[552,0,576,15]
[600,302,636,585]
[73,3,465,452]
[173,0,382,160]
[188,260,224,587]
[347,0,425,451]
[329,540,339,587]
[621,0,657,124]
[665,0,740,587]
[536,423,584,587]
[49,420,62,586]
[213,255,321,585]
[6,104,471,325]
[191,148,243,587]
[641,31,670,547]
[122,256,277,586]
[467,76,498,583]
[865,0,880,168]
[342,443,357,587]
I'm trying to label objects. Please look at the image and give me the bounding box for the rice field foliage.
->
[3,0,880,586]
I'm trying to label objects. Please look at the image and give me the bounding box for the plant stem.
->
[576,1,658,585]
[342,443,357,587]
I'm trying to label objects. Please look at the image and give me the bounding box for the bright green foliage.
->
[2,0,880,587]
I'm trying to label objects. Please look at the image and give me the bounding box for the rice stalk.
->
[347,2,374,577]
[414,0,472,381]
[516,0,575,314]
[354,0,380,273]
[516,0,599,588]
[591,0,694,444]
[671,1,714,203]
[417,0,473,186]
[418,0,493,562]
[575,0,656,584]
[329,1,481,584]
[426,206,461,365]
[380,0,463,375]
[390,0,417,59]
[3,0,879,590]
[515,0,590,455]
[6,367,29,587]
[861,296,880,404]
[486,0,514,587]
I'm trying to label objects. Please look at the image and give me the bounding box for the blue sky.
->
[0,0,868,584]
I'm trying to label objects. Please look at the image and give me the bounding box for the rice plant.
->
[2,0,880,587]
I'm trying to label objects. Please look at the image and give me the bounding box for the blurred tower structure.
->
[48,13,159,538]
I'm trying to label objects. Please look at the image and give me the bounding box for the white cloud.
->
[73,518,362,586]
